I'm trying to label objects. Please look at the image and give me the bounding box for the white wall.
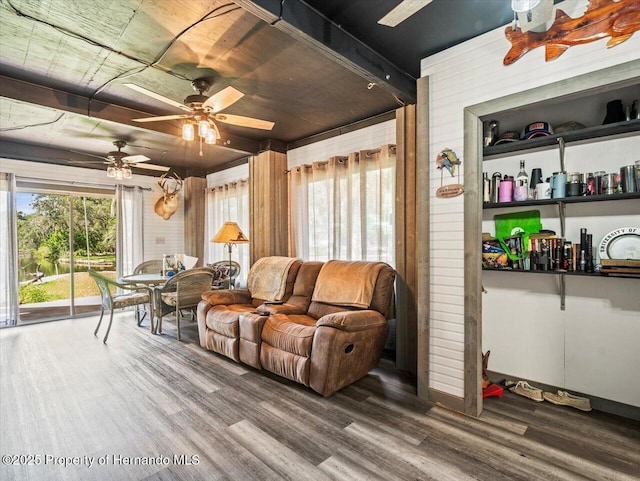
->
[421,0,640,405]
[206,163,249,187]
[0,158,185,260]
[287,119,396,169]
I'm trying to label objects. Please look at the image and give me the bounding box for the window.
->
[289,145,396,265]
[205,179,250,283]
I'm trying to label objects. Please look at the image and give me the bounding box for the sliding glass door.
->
[16,187,116,323]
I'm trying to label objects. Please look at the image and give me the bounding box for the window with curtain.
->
[289,145,396,265]
[0,173,19,327]
[115,185,144,279]
[204,179,250,283]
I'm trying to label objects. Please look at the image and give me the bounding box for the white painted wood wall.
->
[421,0,640,405]
[287,120,396,170]
[0,158,185,261]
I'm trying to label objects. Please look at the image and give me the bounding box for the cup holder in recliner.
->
[344,344,354,354]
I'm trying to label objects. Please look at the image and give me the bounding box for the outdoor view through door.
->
[17,189,116,323]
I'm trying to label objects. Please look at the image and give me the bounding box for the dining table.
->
[119,273,169,333]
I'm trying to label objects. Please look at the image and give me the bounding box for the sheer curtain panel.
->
[289,145,396,265]
[115,185,144,279]
[0,173,18,327]
[204,179,250,283]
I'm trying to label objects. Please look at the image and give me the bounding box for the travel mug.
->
[530,168,543,198]
[498,177,514,202]
[491,172,502,203]
[514,184,528,201]
[620,165,638,193]
[566,182,586,197]
[536,182,551,199]
[593,171,606,195]
[601,173,616,195]
[551,172,566,198]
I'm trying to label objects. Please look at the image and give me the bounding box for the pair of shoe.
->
[507,380,544,402]
[543,390,592,411]
[506,380,592,411]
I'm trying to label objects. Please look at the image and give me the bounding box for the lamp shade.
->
[211,222,249,244]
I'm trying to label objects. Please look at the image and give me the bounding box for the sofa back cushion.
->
[284,261,323,312]
[307,261,395,319]
[248,257,302,302]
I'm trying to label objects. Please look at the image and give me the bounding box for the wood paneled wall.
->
[183,176,207,266]
[249,151,288,263]
[395,104,419,378]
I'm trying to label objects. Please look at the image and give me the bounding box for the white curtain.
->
[204,179,250,283]
[289,145,396,265]
[115,185,144,279]
[0,173,19,327]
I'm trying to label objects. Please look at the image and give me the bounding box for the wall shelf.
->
[483,119,640,160]
[483,192,640,210]
[482,267,638,280]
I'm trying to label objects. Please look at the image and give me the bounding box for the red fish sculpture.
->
[504,0,640,65]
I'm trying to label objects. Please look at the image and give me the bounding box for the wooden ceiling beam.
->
[0,75,261,156]
[233,0,417,103]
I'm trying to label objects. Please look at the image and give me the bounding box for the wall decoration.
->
[435,148,464,198]
[154,172,183,220]
[503,0,640,65]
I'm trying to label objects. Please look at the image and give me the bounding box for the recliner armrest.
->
[201,289,251,306]
[258,303,306,315]
[316,310,386,332]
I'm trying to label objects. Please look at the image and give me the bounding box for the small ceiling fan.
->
[125,78,275,132]
[72,140,169,178]
[378,0,434,27]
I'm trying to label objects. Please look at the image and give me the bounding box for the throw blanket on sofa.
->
[312,260,385,308]
[247,256,300,301]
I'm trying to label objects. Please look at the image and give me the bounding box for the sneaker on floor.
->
[543,390,592,411]
[509,380,544,402]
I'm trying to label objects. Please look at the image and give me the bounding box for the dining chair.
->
[133,259,164,275]
[208,260,241,289]
[132,259,164,322]
[154,267,214,340]
[89,269,154,343]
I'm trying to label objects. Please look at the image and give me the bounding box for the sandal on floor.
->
[508,380,544,402]
[543,390,592,411]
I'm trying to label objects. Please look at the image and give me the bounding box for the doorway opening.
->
[16,185,116,323]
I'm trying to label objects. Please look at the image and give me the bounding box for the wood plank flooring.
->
[1,312,638,481]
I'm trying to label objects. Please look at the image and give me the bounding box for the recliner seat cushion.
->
[261,315,316,357]
[206,305,254,337]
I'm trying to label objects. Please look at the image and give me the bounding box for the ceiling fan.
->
[378,0,434,27]
[72,140,169,178]
[125,78,275,134]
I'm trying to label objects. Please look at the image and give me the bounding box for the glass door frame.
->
[15,180,115,324]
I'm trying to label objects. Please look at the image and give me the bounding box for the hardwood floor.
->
[1,311,638,481]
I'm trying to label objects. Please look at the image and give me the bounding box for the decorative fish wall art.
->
[503,0,640,66]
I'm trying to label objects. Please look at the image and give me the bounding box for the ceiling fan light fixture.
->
[123,165,132,179]
[182,122,195,141]
[205,128,217,145]
[198,119,210,138]
[106,166,116,178]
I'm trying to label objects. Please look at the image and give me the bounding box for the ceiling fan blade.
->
[130,163,170,172]
[122,154,150,163]
[202,86,244,113]
[378,0,433,27]
[132,114,190,123]
[124,83,191,111]
[213,113,274,130]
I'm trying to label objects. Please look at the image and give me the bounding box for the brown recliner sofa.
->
[197,257,395,396]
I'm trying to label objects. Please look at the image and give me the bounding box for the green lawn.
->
[19,271,117,304]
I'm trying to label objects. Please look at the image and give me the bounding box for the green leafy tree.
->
[18,194,115,261]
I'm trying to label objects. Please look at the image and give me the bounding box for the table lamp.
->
[211,221,249,287]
